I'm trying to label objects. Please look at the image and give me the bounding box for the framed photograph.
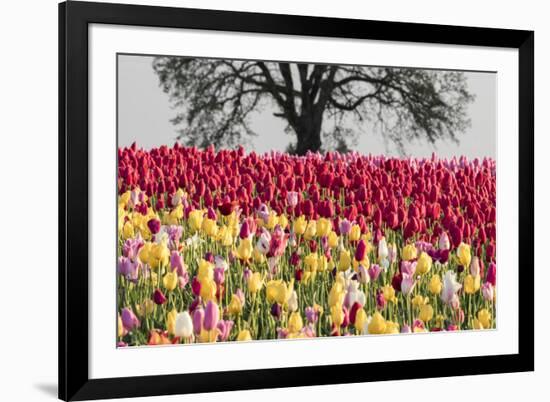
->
[59,1,534,400]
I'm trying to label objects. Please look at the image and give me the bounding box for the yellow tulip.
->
[117,314,124,337]
[217,225,234,247]
[317,218,331,237]
[122,221,135,240]
[228,294,243,316]
[328,281,345,307]
[199,328,218,343]
[202,218,218,237]
[419,304,434,323]
[304,253,318,273]
[197,259,214,281]
[138,242,153,265]
[368,312,387,334]
[382,285,397,304]
[349,224,361,241]
[412,295,429,308]
[247,272,263,294]
[416,252,432,275]
[477,308,491,329]
[266,279,292,305]
[402,244,417,261]
[149,242,170,268]
[200,277,217,302]
[464,274,478,294]
[188,209,204,232]
[164,205,182,226]
[235,238,253,261]
[328,231,339,248]
[288,312,303,333]
[354,308,368,331]
[278,214,289,230]
[330,303,345,328]
[118,207,126,231]
[429,274,442,295]
[265,212,279,230]
[457,242,471,268]
[318,254,328,272]
[166,308,177,336]
[293,215,307,235]
[473,319,483,330]
[384,321,400,334]
[338,249,351,271]
[119,190,131,207]
[304,220,317,240]
[173,204,184,219]
[237,330,252,341]
[163,271,178,291]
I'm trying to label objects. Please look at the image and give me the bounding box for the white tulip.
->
[440,271,462,306]
[288,290,298,312]
[175,311,193,338]
[438,232,451,250]
[378,237,389,261]
[470,256,481,277]
[256,230,271,255]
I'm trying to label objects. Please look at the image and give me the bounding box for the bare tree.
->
[153,57,473,155]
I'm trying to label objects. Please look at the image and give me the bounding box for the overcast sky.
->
[118,54,496,159]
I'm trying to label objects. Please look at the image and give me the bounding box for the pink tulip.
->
[121,307,140,331]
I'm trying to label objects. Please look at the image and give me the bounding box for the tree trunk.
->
[294,114,323,156]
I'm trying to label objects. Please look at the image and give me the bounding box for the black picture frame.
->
[59,1,534,400]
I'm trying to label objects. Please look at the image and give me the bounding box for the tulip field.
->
[117,143,496,346]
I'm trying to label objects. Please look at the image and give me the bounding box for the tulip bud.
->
[486,242,496,261]
[305,306,319,324]
[482,282,494,301]
[357,264,370,284]
[438,232,450,250]
[339,219,352,235]
[217,320,234,342]
[237,330,252,341]
[470,256,481,277]
[286,191,299,207]
[388,243,397,264]
[378,237,389,261]
[121,307,140,331]
[391,272,402,292]
[368,264,382,281]
[146,218,160,235]
[239,220,251,240]
[486,262,496,286]
[349,302,362,325]
[175,311,193,338]
[191,277,201,297]
[203,301,219,331]
[376,289,386,310]
[401,273,416,295]
[270,303,282,319]
[355,239,367,262]
[153,288,167,305]
[206,207,217,220]
[192,307,204,335]
[213,267,225,285]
